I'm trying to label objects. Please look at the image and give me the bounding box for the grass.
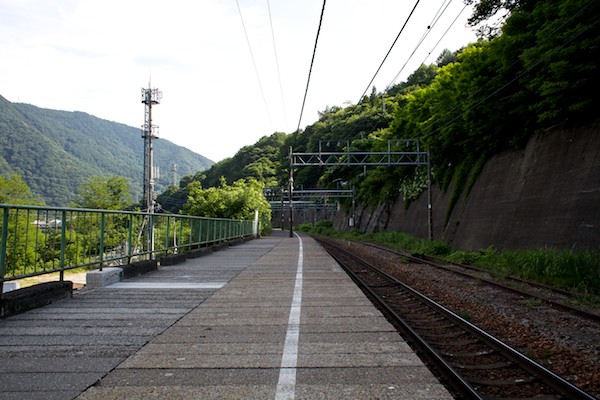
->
[299,222,600,298]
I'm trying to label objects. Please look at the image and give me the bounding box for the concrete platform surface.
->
[0,231,452,400]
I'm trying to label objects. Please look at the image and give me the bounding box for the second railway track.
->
[364,242,600,323]
[315,236,598,400]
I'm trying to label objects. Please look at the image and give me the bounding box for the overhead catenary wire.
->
[386,0,456,90]
[415,0,598,139]
[357,0,422,104]
[235,0,274,131]
[418,4,469,67]
[326,0,466,146]
[419,17,599,140]
[311,0,595,194]
[296,0,327,133]
[267,0,288,130]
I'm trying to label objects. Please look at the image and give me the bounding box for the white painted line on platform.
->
[106,282,227,289]
[275,233,303,400]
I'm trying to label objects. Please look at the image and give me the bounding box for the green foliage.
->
[0,173,41,205]
[156,185,189,213]
[398,167,429,205]
[379,0,599,224]
[465,154,487,196]
[444,158,473,225]
[74,176,132,210]
[202,132,286,188]
[446,245,600,295]
[0,95,213,206]
[310,227,599,296]
[516,0,600,126]
[184,178,271,234]
[475,248,600,294]
[299,220,334,235]
[365,230,452,256]
[86,0,600,245]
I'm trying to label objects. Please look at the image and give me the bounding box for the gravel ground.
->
[334,239,600,397]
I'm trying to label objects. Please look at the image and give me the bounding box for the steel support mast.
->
[290,139,433,240]
[141,85,162,256]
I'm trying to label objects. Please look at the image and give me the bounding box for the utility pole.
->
[141,84,162,256]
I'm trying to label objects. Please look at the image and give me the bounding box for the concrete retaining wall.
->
[334,120,600,251]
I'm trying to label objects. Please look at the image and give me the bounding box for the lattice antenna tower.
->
[141,85,162,214]
[171,163,178,187]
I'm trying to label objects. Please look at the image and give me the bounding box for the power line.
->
[296,0,327,133]
[312,1,463,149]
[386,0,456,89]
[416,0,598,139]
[235,0,274,130]
[418,4,469,67]
[424,20,598,140]
[357,0,422,104]
[267,0,288,130]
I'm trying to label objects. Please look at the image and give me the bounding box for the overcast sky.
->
[0,0,479,162]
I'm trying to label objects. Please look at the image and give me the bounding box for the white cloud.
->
[0,0,478,162]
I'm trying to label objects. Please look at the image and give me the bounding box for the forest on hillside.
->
[0,98,213,206]
[158,0,598,224]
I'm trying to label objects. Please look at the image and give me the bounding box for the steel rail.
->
[321,242,483,400]
[318,238,597,400]
[365,242,600,323]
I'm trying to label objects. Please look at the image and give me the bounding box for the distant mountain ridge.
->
[0,95,213,206]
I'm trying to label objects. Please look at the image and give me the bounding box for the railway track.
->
[363,242,600,323]
[315,237,597,400]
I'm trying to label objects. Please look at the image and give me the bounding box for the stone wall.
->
[333,120,600,251]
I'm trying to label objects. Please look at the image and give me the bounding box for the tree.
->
[436,49,460,67]
[184,178,271,234]
[465,0,530,37]
[75,176,132,210]
[406,64,439,88]
[0,173,40,205]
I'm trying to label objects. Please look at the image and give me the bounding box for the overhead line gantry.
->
[288,139,433,240]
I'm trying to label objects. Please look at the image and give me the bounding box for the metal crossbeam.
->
[290,189,353,198]
[270,201,337,210]
[264,189,353,201]
[287,139,433,240]
[291,151,428,166]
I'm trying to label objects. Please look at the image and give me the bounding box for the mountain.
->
[0,95,213,206]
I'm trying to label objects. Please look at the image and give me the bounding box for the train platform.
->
[0,230,452,400]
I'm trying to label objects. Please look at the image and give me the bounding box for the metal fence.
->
[0,204,254,292]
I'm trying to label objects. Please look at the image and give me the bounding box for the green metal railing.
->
[0,204,254,293]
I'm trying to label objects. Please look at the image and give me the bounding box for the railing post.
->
[127,214,134,263]
[99,212,105,271]
[150,213,155,260]
[165,216,171,253]
[59,210,67,280]
[0,207,9,297]
[0,208,248,288]
[198,219,203,246]
[179,218,184,252]
[289,146,294,238]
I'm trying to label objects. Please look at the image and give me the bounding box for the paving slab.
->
[0,231,452,399]
[0,236,277,400]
